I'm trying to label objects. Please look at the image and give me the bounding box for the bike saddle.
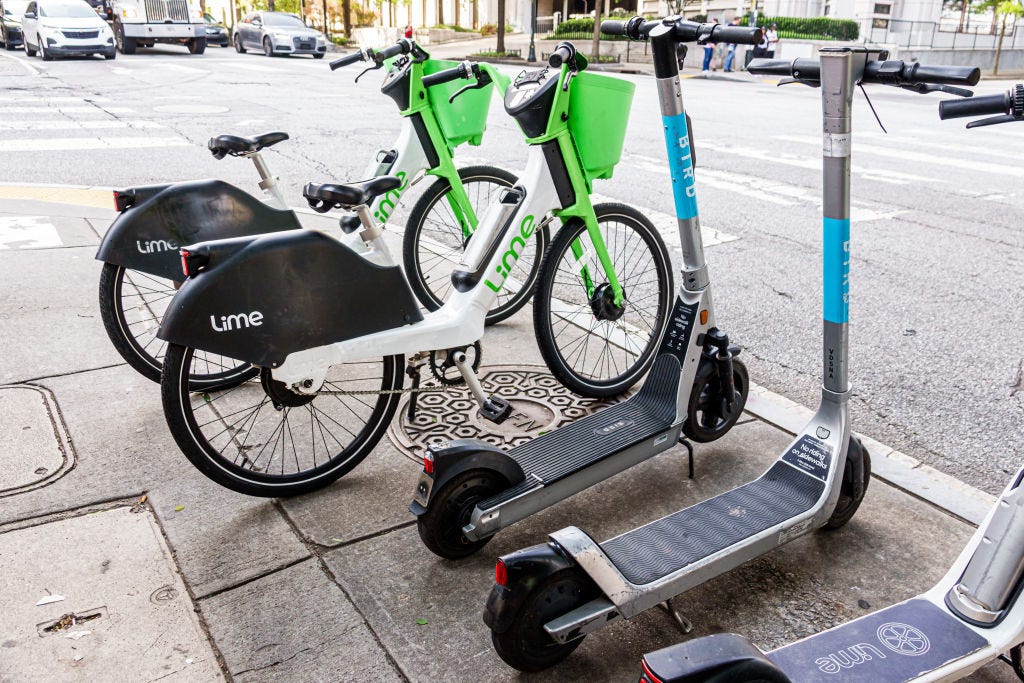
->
[303,176,402,212]
[208,131,290,159]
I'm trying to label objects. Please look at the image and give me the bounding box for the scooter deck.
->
[768,598,988,681]
[477,354,682,510]
[601,462,823,585]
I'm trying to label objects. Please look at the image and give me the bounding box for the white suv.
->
[22,0,115,59]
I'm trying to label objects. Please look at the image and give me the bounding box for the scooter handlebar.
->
[711,25,762,45]
[422,62,469,87]
[548,41,577,68]
[329,49,366,70]
[939,91,1011,119]
[747,57,819,79]
[375,38,412,61]
[864,60,980,86]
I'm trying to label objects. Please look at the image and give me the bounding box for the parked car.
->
[203,12,227,47]
[232,11,325,58]
[22,0,115,59]
[0,0,28,49]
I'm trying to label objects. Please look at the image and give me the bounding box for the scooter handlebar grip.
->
[376,39,411,60]
[548,43,576,67]
[600,19,626,34]
[939,92,1010,119]
[422,63,468,87]
[911,63,981,86]
[329,50,365,70]
[712,25,762,44]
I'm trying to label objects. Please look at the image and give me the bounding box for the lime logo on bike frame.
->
[662,113,698,220]
[373,171,410,223]
[485,214,536,292]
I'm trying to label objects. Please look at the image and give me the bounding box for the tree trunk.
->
[454,0,460,27]
[268,0,275,11]
[497,0,506,51]
[472,0,478,28]
[994,12,1007,74]
[591,1,600,60]
[958,0,967,31]
[438,0,444,24]
[342,0,351,35]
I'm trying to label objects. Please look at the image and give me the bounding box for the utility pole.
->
[528,0,537,61]
[591,0,600,61]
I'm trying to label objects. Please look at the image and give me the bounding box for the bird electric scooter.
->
[156,43,674,498]
[635,82,1023,683]
[408,22,762,561]
[96,38,526,389]
[482,39,980,672]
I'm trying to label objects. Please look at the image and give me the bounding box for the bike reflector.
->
[639,659,663,683]
[495,559,508,586]
[423,450,435,475]
[112,190,136,212]
[180,250,192,277]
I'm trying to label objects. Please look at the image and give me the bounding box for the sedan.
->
[0,0,28,49]
[22,0,115,59]
[232,11,325,58]
[203,12,228,47]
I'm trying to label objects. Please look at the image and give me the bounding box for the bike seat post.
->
[247,151,289,210]
[354,204,396,266]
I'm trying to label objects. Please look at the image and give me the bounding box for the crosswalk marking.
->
[4,96,112,103]
[0,106,135,114]
[591,191,738,248]
[0,120,163,131]
[6,136,190,152]
[0,216,62,250]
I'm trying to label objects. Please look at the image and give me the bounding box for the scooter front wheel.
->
[491,567,598,672]
[682,357,749,443]
[825,436,871,529]
[416,469,506,559]
[98,263,256,390]
[161,344,404,497]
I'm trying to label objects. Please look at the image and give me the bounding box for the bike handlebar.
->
[329,49,366,70]
[601,17,761,45]
[422,62,468,87]
[548,42,577,67]
[376,38,411,61]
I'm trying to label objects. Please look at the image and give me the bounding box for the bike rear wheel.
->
[403,165,547,325]
[533,203,673,398]
[98,263,255,390]
[161,344,403,497]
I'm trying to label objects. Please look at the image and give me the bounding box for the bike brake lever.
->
[562,68,578,92]
[449,80,485,103]
[967,113,1022,128]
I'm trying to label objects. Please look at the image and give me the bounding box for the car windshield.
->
[3,0,29,16]
[261,13,304,27]
[39,0,98,17]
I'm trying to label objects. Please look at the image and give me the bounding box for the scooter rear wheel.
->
[491,568,597,672]
[161,344,403,497]
[417,469,506,559]
[98,263,256,390]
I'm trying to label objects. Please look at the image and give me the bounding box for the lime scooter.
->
[482,29,980,672]
[154,41,675,498]
[410,32,764,560]
[95,37,533,389]
[637,83,1024,683]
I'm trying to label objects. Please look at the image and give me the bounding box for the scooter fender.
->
[95,179,300,281]
[157,229,423,368]
[483,541,578,634]
[640,634,792,683]
[409,439,525,515]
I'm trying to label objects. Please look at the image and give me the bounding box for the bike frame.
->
[271,59,629,388]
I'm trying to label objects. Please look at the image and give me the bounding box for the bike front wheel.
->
[98,263,255,390]
[161,344,404,497]
[402,165,548,325]
[533,203,673,398]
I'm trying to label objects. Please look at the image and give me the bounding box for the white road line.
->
[154,63,208,74]
[6,136,190,151]
[110,66,133,76]
[0,106,135,114]
[226,62,290,72]
[0,119,163,131]
[4,96,113,103]
[591,191,738,249]
[0,216,62,249]
[0,50,38,75]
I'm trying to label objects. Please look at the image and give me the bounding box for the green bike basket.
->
[423,59,494,148]
[567,72,635,181]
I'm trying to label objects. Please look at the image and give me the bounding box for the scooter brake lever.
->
[899,83,972,97]
[778,77,820,88]
[354,64,379,83]
[967,113,1021,128]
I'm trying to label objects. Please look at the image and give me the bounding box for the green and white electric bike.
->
[96,38,535,390]
[155,41,675,497]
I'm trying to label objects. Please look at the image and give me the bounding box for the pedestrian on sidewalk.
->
[752,26,768,59]
[723,15,741,72]
[766,22,779,57]
[404,24,414,39]
[701,18,718,74]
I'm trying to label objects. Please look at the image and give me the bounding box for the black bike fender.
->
[483,541,577,634]
[156,229,423,368]
[95,179,300,281]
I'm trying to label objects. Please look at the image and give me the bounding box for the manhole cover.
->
[153,104,229,115]
[387,365,623,462]
[0,385,75,496]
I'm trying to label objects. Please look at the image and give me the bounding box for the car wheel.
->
[262,36,273,56]
[313,52,324,59]
[24,34,36,56]
[39,34,53,60]
[233,33,245,53]
[104,48,116,59]
[186,36,205,54]
[114,21,136,54]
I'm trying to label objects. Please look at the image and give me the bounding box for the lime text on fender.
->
[485,215,536,292]
[137,239,178,253]
[211,311,264,332]
[373,171,410,223]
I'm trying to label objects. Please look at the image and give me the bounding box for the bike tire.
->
[402,165,546,326]
[161,344,404,497]
[533,203,673,398]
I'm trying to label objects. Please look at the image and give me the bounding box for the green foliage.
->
[551,17,627,39]
[433,23,474,31]
[997,0,1024,17]
[741,14,859,40]
[470,48,522,57]
[479,22,513,35]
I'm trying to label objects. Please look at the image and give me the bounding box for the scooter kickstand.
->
[678,437,695,479]
[998,644,1024,681]
[658,600,694,634]
[453,351,512,424]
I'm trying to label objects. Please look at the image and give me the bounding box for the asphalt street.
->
[0,43,1021,494]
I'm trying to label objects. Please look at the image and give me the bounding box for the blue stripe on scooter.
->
[662,113,698,221]
[823,217,850,324]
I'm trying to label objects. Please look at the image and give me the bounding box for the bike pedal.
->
[479,396,512,424]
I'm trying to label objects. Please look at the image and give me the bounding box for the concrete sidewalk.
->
[0,190,1013,681]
